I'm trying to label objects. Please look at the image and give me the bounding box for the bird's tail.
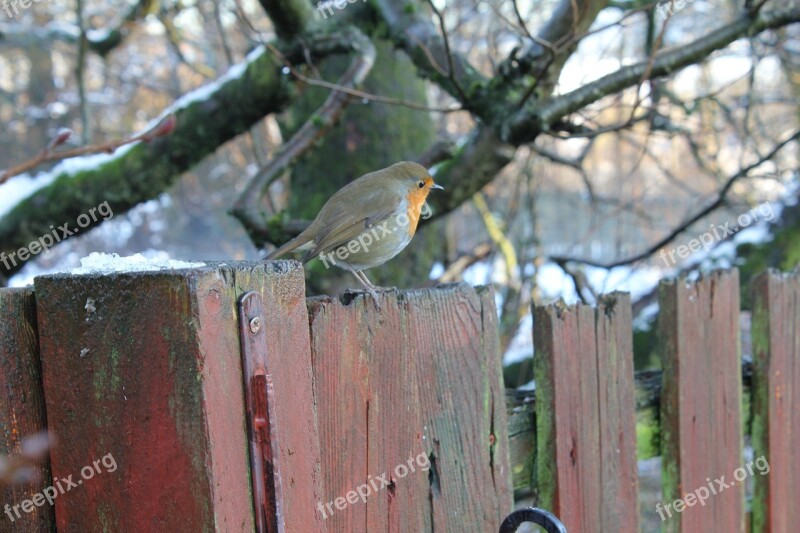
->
[266,233,313,260]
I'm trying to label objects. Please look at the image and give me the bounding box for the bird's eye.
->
[417,180,425,189]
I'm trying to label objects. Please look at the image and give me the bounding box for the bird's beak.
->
[430,183,444,191]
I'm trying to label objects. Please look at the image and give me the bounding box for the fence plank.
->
[308,284,512,533]
[224,262,326,533]
[751,270,800,533]
[0,288,54,532]
[32,262,324,532]
[533,293,638,532]
[506,362,756,496]
[659,270,743,533]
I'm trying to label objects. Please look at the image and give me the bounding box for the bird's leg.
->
[350,269,371,288]
[357,270,378,289]
[356,270,397,292]
[351,270,381,308]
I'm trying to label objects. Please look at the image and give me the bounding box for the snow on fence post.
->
[31,260,324,532]
[0,287,55,532]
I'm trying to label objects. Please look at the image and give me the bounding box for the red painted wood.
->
[659,270,743,533]
[751,270,800,533]
[308,285,512,532]
[238,291,285,533]
[227,262,326,533]
[32,262,324,532]
[533,293,638,533]
[0,288,54,532]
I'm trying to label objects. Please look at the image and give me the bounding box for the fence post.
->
[659,270,743,532]
[308,284,512,532]
[0,288,54,532]
[32,261,324,532]
[751,270,800,532]
[532,292,639,532]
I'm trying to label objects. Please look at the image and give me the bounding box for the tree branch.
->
[504,7,800,144]
[423,127,516,219]
[0,0,154,57]
[0,117,176,186]
[260,0,315,41]
[0,46,293,279]
[232,29,377,246]
[372,0,490,115]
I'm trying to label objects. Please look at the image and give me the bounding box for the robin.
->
[266,161,444,297]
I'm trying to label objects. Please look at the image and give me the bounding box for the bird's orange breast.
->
[405,188,430,237]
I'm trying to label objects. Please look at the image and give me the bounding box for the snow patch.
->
[0,145,135,219]
[71,252,205,275]
[517,380,536,391]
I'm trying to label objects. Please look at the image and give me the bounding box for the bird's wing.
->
[302,186,402,262]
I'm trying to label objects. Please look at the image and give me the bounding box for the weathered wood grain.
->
[506,362,755,495]
[532,293,638,533]
[659,270,743,533]
[308,284,512,533]
[0,288,54,533]
[32,261,324,532]
[221,261,326,533]
[751,270,800,533]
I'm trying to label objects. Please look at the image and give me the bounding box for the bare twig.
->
[232,32,377,242]
[76,0,90,143]
[426,0,470,104]
[626,4,672,123]
[264,43,459,113]
[434,242,494,284]
[553,259,596,304]
[549,129,800,268]
[512,0,534,40]
[0,116,177,186]
[211,0,235,66]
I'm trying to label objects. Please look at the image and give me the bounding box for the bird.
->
[266,161,444,299]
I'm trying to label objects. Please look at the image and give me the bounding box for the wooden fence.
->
[507,268,799,533]
[0,261,510,533]
[1,265,798,532]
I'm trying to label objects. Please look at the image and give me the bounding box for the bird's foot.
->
[344,287,383,311]
[366,286,382,311]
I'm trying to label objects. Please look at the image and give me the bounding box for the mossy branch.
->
[0,47,294,280]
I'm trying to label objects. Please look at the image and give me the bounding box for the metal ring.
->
[498,507,567,533]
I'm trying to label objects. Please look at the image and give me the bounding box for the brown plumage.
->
[267,161,444,294]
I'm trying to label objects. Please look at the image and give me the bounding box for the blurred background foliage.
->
[0,0,798,380]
